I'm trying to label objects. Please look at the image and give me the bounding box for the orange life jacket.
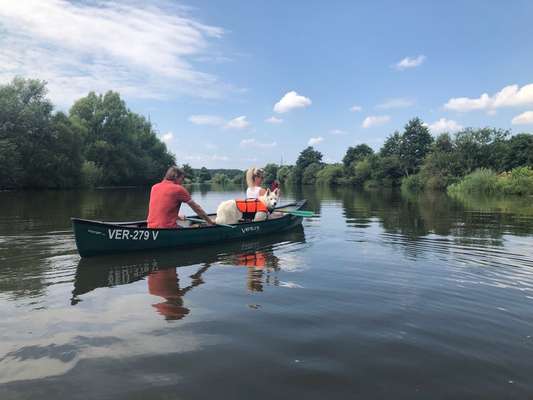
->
[235,199,268,213]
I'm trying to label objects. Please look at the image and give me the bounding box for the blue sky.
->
[1,0,533,168]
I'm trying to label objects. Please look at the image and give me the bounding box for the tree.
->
[343,144,374,168]
[399,118,433,175]
[380,132,402,157]
[316,164,344,185]
[0,78,83,188]
[502,133,533,170]
[263,163,279,185]
[198,167,211,183]
[70,90,175,186]
[277,166,292,184]
[212,173,230,185]
[182,163,195,183]
[302,163,323,185]
[293,147,323,183]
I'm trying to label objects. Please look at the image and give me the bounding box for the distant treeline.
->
[3,78,532,194]
[255,118,533,195]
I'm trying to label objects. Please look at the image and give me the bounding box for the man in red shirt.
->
[147,166,214,228]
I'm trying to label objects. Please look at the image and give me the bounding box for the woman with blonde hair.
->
[245,167,266,199]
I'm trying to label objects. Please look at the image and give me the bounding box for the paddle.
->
[275,210,316,217]
[186,217,236,229]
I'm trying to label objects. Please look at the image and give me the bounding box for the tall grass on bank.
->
[447,167,533,196]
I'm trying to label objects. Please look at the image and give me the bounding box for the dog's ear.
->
[274,188,280,196]
[265,188,271,196]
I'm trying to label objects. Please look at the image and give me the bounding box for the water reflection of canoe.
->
[71,200,306,257]
[71,227,306,313]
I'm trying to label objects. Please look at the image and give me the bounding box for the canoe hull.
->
[72,201,306,257]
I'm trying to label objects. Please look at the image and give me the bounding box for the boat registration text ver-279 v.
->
[72,201,307,257]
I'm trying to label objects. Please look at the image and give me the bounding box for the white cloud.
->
[394,55,426,70]
[225,116,250,130]
[444,83,533,112]
[350,105,362,112]
[308,137,324,146]
[161,132,173,142]
[376,98,414,109]
[265,116,283,124]
[362,115,390,128]
[511,111,533,125]
[189,115,225,126]
[0,0,229,106]
[240,138,277,148]
[329,129,347,135]
[273,91,311,113]
[425,118,463,134]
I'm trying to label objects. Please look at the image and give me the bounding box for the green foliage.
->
[293,147,323,183]
[316,164,344,185]
[263,163,279,185]
[302,162,323,185]
[401,174,424,192]
[232,172,244,185]
[352,158,372,186]
[399,117,433,175]
[496,167,533,195]
[70,91,174,186]
[0,78,83,188]
[212,173,230,185]
[277,166,292,184]
[454,128,509,173]
[343,144,373,168]
[503,134,533,170]
[198,167,211,183]
[182,163,195,183]
[81,161,103,188]
[447,168,499,195]
[380,131,402,157]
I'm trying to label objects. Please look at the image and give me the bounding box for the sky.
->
[1,0,533,168]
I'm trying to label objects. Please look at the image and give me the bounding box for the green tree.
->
[316,164,344,185]
[343,144,374,168]
[263,163,279,185]
[212,173,230,185]
[277,165,292,184]
[502,133,533,170]
[0,78,83,188]
[198,167,211,183]
[399,118,433,175]
[380,131,402,157]
[293,147,323,183]
[70,90,175,186]
[182,163,195,183]
[302,162,323,185]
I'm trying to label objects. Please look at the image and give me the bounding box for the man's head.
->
[164,166,185,184]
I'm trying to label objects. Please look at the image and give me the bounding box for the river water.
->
[1,186,532,399]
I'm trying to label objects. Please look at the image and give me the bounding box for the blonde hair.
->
[246,167,264,187]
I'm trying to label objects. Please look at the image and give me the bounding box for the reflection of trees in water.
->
[340,188,533,247]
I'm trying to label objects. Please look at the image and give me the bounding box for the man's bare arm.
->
[186,200,215,225]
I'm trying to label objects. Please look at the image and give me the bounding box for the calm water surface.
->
[1,186,533,399]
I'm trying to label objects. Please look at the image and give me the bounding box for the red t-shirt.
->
[147,180,191,228]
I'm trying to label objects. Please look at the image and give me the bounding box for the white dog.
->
[215,189,280,225]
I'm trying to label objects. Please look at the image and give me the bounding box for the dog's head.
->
[260,188,279,212]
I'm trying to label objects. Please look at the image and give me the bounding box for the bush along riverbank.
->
[447,167,533,196]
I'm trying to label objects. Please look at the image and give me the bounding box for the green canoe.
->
[71,200,307,257]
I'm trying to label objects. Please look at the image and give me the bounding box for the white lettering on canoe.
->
[107,228,159,241]
[241,226,260,234]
